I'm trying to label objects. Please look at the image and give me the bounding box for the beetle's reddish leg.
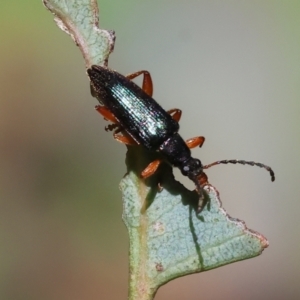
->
[126,70,153,97]
[95,105,119,123]
[186,136,205,149]
[105,123,119,132]
[113,133,138,146]
[141,159,161,178]
[95,105,137,145]
[167,108,182,122]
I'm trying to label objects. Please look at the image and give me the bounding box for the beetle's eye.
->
[181,165,189,176]
[195,159,202,167]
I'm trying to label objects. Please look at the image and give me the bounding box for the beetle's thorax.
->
[181,157,203,179]
[159,133,203,177]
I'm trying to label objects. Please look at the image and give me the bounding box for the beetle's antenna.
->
[203,160,275,182]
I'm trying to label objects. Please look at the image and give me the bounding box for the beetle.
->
[87,65,275,212]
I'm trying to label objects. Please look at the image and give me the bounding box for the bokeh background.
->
[1,1,299,299]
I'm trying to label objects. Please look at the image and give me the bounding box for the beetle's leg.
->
[186,136,205,149]
[141,159,162,178]
[113,133,138,146]
[167,108,182,122]
[95,105,119,123]
[105,123,119,132]
[126,70,153,97]
[113,126,123,135]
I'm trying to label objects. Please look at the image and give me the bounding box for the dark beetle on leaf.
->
[87,65,275,212]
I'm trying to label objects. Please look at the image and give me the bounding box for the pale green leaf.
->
[122,146,268,299]
[43,0,115,67]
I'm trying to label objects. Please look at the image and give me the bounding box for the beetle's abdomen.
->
[89,66,179,150]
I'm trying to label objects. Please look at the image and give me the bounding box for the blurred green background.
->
[0,1,299,299]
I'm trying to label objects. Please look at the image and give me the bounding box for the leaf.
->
[121,146,268,299]
[43,0,115,67]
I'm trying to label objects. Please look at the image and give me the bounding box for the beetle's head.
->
[180,158,203,179]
